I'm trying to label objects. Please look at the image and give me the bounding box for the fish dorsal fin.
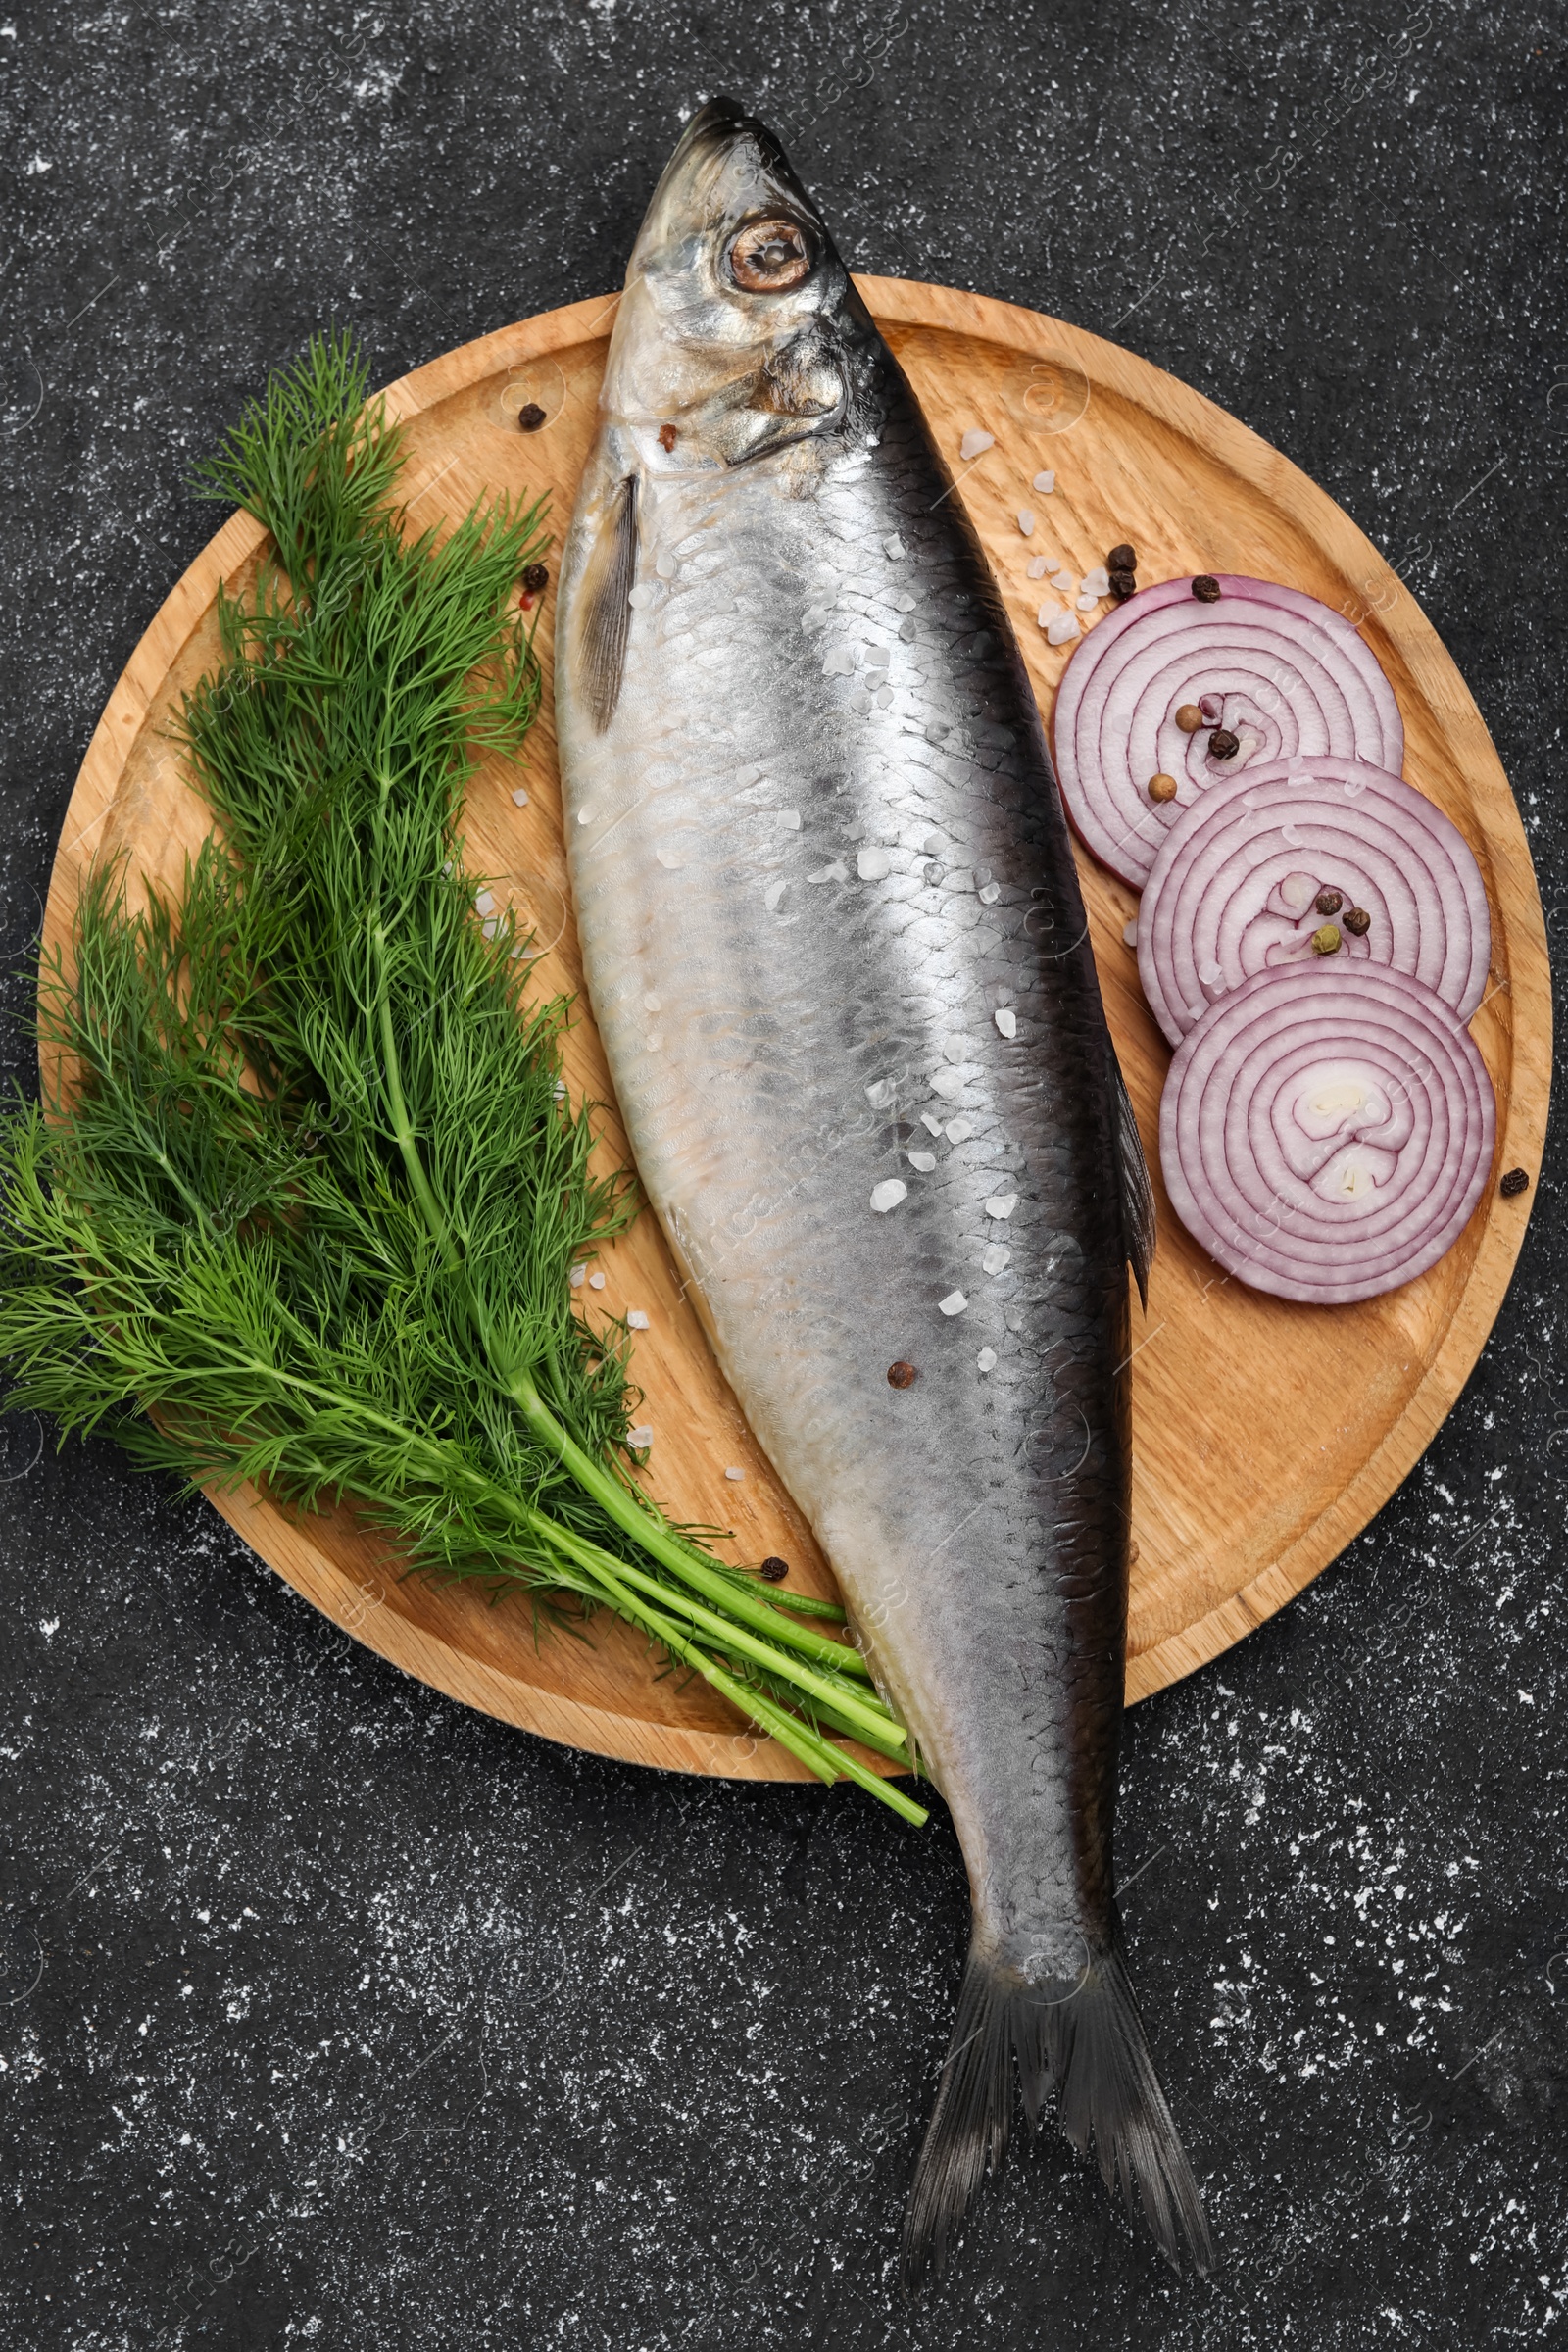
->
[573,473,639,733]
[1112,1053,1155,1310]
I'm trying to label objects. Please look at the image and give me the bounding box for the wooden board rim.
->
[44,278,1551,1773]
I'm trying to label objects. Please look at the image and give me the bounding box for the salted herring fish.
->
[556,96,1213,2283]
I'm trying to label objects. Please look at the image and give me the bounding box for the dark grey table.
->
[2,5,1563,2345]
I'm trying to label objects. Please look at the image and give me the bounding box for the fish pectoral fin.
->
[1112,1052,1156,1312]
[572,473,639,733]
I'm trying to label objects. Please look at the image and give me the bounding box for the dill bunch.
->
[0,330,922,1824]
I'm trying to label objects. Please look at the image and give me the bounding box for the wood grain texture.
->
[41,280,1550,1778]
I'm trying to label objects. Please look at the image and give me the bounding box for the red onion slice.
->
[1137,758,1492,1046]
[1159,964,1494,1304]
[1053,575,1404,887]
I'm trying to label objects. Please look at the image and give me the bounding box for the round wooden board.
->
[45,281,1550,1784]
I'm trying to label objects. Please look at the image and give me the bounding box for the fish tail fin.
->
[900,1928,1214,2291]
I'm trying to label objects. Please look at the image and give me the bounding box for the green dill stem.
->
[534,1517,906,1755]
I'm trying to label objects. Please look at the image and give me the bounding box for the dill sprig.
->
[0,330,922,1823]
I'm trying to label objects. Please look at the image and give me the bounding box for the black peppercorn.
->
[1107,543,1137,572]
[1108,567,1138,601]
[516,402,547,432]
[1499,1167,1531,1199]
[1208,727,1241,760]
[1342,906,1372,936]
[521,562,549,594]
[759,1555,791,1581]
[1192,574,1221,602]
[1314,889,1344,916]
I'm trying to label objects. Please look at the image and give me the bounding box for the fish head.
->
[600,96,884,471]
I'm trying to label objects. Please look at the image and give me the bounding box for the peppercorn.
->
[1314,889,1344,916]
[1107,543,1137,572]
[1192,574,1221,602]
[759,1555,791,1581]
[1147,772,1179,804]
[1174,703,1205,733]
[521,562,550,594]
[1310,923,1342,956]
[516,402,547,432]
[1499,1167,1530,1199]
[887,1360,917,1388]
[1208,727,1241,760]
[659,421,678,452]
[1342,906,1372,936]
[1108,567,1138,601]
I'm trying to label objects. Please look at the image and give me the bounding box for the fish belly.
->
[559,393,1130,1958]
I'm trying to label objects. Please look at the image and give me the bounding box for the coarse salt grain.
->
[982,1244,1010,1275]
[1200,958,1224,987]
[931,1069,965,1100]
[978,881,1001,905]
[569,1265,586,1287]
[481,916,499,940]
[778,808,802,829]
[885,534,906,559]
[977,1346,998,1372]
[870,1179,907,1214]
[857,846,891,881]
[920,1111,944,1135]
[627,1309,650,1330]
[994,1007,1017,1039]
[1017,509,1035,536]
[589,1270,606,1289]
[643,992,662,1011]
[627,1425,653,1448]
[723,1465,745,1482]
[946,1116,974,1142]
[906,1151,937,1172]
[865,1078,896,1108]
[764,879,788,911]
[626,583,655,610]
[959,429,995,461]
[576,808,594,825]
[1046,612,1078,645]
[823,644,857,676]
[1123,918,1139,946]
[1027,555,1049,579]
[512,787,529,807]
[1076,594,1098,612]
[475,890,496,915]
[941,1034,970,1062]
[656,846,684,869]
[1032,470,1054,494]
[939,1291,969,1316]
[985,1193,1018,1219]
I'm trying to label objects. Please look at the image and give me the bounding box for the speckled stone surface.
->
[1,5,1564,2346]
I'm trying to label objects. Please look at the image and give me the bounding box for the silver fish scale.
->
[563,371,1132,1958]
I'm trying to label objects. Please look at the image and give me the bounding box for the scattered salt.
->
[807,859,849,883]
[589,1271,606,1289]
[1281,822,1304,848]
[959,429,995,461]
[885,534,906,560]
[939,1291,969,1316]
[655,551,677,579]
[553,1079,566,1100]
[1046,612,1078,645]
[569,1265,586,1287]
[941,1035,969,1063]
[1017,509,1035,537]
[1343,774,1367,797]
[1051,570,1075,592]
[1123,918,1139,946]
[985,1193,1018,1219]
[475,890,497,915]
[481,916,499,939]
[627,1309,651,1330]
[1200,958,1225,988]
[907,1151,937,1173]
[656,846,684,869]
[946,1116,974,1142]
[627,1425,653,1448]
[865,1078,896,1108]
[870,1179,908,1214]
[576,808,595,825]
[977,1346,998,1372]
[978,881,1001,905]
[1032,470,1054,494]
[823,644,858,676]
[982,1245,1010,1275]
[1082,566,1111,594]
[778,808,802,830]
[764,879,788,911]
[857,846,891,881]
[626,583,655,609]
[643,992,662,1011]
[875,685,894,707]
[1076,595,1098,612]
[512,787,529,808]
[920,1111,944,1136]
[1037,602,1058,630]
[931,1069,966,1100]
[1027,555,1049,579]
[723,1465,745,1482]
[994,1007,1017,1039]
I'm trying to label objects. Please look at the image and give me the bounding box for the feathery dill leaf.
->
[0,329,922,1822]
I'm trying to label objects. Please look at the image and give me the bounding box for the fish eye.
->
[727,216,813,293]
